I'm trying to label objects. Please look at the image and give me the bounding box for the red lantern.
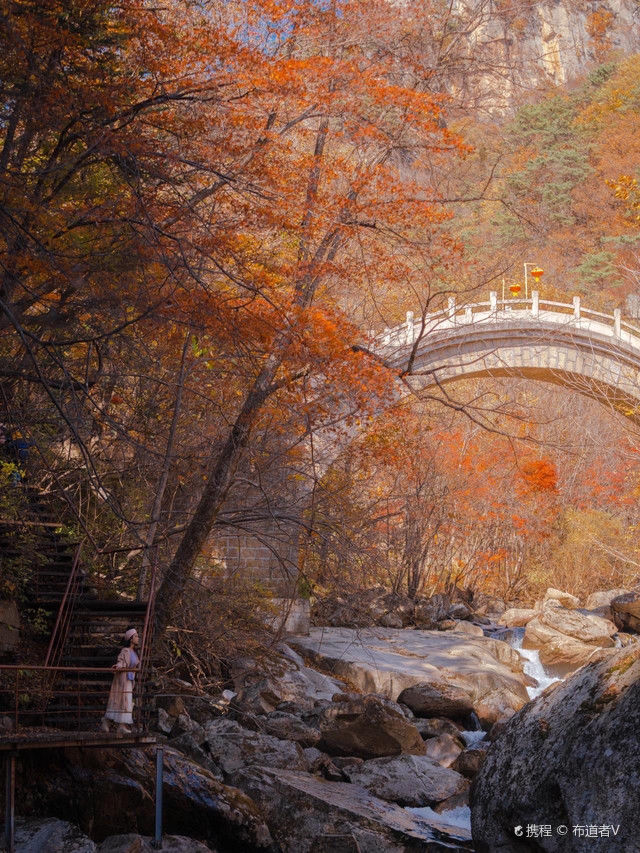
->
[509,283,521,296]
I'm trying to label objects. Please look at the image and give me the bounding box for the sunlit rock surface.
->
[291,627,529,725]
[470,644,640,852]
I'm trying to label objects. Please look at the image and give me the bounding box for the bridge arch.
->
[370,292,640,417]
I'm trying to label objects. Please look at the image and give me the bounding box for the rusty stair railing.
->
[44,542,84,669]
[134,562,158,732]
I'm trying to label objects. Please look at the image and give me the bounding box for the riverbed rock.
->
[233,765,473,851]
[611,588,640,633]
[12,818,96,852]
[585,588,630,613]
[523,605,618,673]
[291,627,529,727]
[470,644,640,852]
[170,713,206,744]
[344,754,468,807]
[169,732,224,781]
[501,608,537,627]
[398,682,474,720]
[414,717,464,740]
[423,734,464,767]
[450,747,487,779]
[259,711,321,747]
[539,601,616,645]
[231,644,345,714]
[451,621,485,637]
[543,588,580,609]
[14,747,274,852]
[318,693,426,758]
[204,718,308,775]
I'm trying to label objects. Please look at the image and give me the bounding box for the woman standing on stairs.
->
[101,628,140,734]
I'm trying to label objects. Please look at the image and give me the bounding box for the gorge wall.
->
[437,0,640,113]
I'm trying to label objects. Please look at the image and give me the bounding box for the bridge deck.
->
[0,730,156,751]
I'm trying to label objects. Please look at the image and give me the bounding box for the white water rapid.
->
[508,626,562,699]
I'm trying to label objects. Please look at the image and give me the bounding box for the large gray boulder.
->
[423,734,464,767]
[233,766,474,851]
[231,644,345,714]
[611,588,640,633]
[259,711,321,747]
[501,608,537,627]
[398,682,474,720]
[543,588,579,609]
[344,754,468,807]
[585,588,630,613]
[538,601,616,645]
[318,694,426,758]
[523,602,618,673]
[12,819,96,853]
[470,645,640,852]
[291,627,529,726]
[204,718,308,775]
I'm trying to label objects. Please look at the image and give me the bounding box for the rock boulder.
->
[585,588,630,613]
[318,694,426,759]
[291,627,529,726]
[543,588,580,609]
[233,766,473,851]
[344,754,468,807]
[470,645,640,852]
[204,718,308,776]
[398,682,474,721]
[611,588,640,633]
[501,608,536,628]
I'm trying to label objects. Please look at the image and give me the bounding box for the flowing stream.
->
[408,625,566,837]
[507,626,562,699]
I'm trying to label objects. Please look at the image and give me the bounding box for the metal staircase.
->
[1,486,156,734]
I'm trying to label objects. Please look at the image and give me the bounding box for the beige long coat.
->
[105,646,138,724]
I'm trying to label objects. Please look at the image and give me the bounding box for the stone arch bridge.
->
[213,291,640,616]
[370,291,640,413]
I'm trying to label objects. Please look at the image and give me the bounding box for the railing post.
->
[465,306,472,322]
[405,311,414,344]
[531,290,539,318]
[614,308,621,337]
[4,753,15,853]
[490,291,497,314]
[573,296,581,320]
[447,297,456,323]
[383,328,391,345]
[153,746,164,849]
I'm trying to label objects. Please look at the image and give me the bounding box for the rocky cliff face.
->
[441,0,640,113]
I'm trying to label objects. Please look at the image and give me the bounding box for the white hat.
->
[124,628,138,641]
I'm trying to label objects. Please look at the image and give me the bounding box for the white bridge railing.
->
[369,291,640,352]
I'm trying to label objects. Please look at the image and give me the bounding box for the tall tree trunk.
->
[137,330,190,601]
[153,114,338,633]
[153,345,287,631]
